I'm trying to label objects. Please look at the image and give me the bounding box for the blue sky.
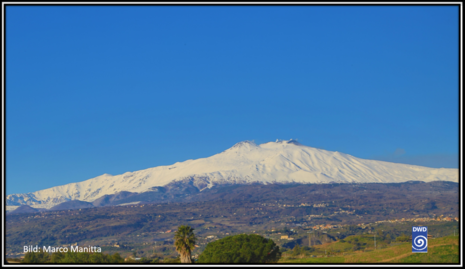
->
[6,5,459,195]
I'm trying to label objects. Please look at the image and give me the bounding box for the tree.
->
[396,233,409,242]
[282,227,290,235]
[22,249,50,263]
[302,246,314,253]
[50,252,65,263]
[197,234,281,263]
[385,234,392,244]
[347,225,358,234]
[174,225,197,263]
[110,253,124,263]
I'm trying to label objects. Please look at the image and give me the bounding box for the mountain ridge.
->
[7,140,458,209]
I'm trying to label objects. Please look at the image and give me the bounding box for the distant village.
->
[275,214,459,238]
[6,199,458,259]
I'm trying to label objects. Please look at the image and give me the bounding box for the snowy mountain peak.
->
[229,140,258,150]
[261,139,303,148]
[277,139,302,146]
[7,140,459,209]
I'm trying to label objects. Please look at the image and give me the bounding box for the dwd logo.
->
[412,226,428,253]
[413,227,427,232]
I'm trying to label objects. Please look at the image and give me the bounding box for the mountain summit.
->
[7,140,458,209]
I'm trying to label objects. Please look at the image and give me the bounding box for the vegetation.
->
[278,235,459,264]
[396,233,410,242]
[21,250,124,263]
[6,182,458,259]
[162,257,181,263]
[174,225,197,263]
[290,245,314,256]
[395,245,459,263]
[197,234,281,263]
[17,233,458,264]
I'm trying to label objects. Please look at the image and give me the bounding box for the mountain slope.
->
[8,205,40,214]
[7,140,458,208]
[49,200,95,211]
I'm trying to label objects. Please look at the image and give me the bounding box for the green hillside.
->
[279,235,459,264]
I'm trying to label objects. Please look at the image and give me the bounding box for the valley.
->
[6,181,459,260]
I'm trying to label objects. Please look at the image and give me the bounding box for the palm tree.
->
[174,225,197,263]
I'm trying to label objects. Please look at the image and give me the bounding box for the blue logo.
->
[412,226,428,253]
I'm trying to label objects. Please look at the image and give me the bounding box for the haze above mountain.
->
[7,140,458,209]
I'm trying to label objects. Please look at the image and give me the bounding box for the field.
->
[278,235,459,264]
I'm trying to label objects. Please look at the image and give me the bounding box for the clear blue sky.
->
[6,5,459,195]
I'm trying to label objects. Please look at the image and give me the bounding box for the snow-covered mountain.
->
[7,140,458,209]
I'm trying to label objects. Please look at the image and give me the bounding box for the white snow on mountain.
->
[7,140,458,208]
